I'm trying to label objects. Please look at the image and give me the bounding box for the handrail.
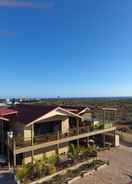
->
[15,124,113,149]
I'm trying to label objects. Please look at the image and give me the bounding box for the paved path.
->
[74,146,132,184]
[120,141,132,152]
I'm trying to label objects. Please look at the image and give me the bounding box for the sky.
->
[0,0,132,98]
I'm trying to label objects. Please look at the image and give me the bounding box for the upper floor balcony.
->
[12,122,115,154]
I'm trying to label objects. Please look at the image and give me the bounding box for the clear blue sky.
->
[0,0,132,98]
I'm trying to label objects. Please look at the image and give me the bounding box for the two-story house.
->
[0,104,117,168]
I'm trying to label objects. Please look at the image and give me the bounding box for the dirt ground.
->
[74,145,132,184]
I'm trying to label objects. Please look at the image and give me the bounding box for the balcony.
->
[90,122,113,130]
[14,126,90,149]
[14,123,114,151]
[103,123,113,129]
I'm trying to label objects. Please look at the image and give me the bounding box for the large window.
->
[69,117,77,128]
[34,121,61,136]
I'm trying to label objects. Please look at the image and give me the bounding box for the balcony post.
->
[76,118,80,151]
[77,118,80,135]
[57,131,60,155]
[114,129,116,147]
[87,136,89,147]
[31,124,34,145]
[114,110,116,122]
[1,120,4,154]
[103,110,106,127]
[31,124,34,163]
[13,137,16,168]
[102,134,105,147]
[7,135,11,170]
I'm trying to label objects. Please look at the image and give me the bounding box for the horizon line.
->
[0,96,132,99]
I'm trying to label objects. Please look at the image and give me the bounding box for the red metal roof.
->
[13,104,83,125]
[13,104,58,125]
[0,108,18,116]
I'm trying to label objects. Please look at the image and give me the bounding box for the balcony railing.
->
[14,123,113,149]
[14,126,89,148]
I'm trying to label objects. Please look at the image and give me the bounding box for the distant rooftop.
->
[0,103,7,107]
[102,108,117,111]
[0,108,18,116]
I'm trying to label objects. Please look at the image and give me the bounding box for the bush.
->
[34,159,46,178]
[34,155,58,178]
[16,163,32,182]
[47,155,57,165]
[87,144,96,153]
[47,164,56,175]
[68,144,78,160]
[90,123,104,130]
[79,146,88,154]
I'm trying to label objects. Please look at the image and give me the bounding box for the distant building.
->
[0,99,6,103]
[0,103,8,108]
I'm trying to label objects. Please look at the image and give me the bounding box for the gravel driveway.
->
[74,146,132,184]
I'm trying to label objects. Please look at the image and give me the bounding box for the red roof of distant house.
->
[0,108,18,116]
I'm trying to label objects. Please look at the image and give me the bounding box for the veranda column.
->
[1,120,4,154]
[114,129,116,147]
[102,134,105,147]
[13,138,16,168]
[87,136,89,147]
[103,110,106,128]
[31,124,34,163]
[7,134,11,170]
[76,118,80,151]
[57,130,60,155]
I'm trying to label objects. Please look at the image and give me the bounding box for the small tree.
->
[47,155,57,165]
[34,159,44,178]
[16,163,32,183]
[47,164,56,175]
[79,146,88,154]
[68,144,78,160]
[87,144,96,153]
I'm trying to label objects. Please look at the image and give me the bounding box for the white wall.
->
[115,135,120,147]
[61,118,69,134]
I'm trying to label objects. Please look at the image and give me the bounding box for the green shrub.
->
[47,155,57,165]
[91,123,104,130]
[79,146,88,153]
[87,144,96,153]
[16,163,32,182]
[68,144,78,160]
[34,159,45,178]
[47,164,56,175]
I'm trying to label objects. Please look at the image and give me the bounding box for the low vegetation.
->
[42,159,108,184]
[16,144,98,183]
[16,155,57,183]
